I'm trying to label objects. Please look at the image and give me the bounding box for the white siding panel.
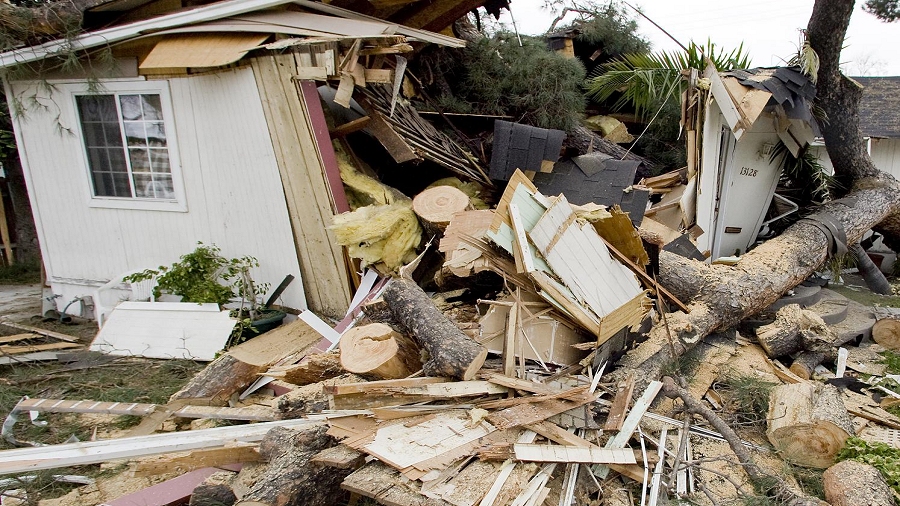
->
[870,138,900,180]
[10,67,306,314]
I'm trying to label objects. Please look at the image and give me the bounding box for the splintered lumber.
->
[412,185,472,233]
[12,398,274,422]
[236,425,349,506]
[766,382,853,468]
[0,419,317,475]
[823,460,894,506]
[513,444,636,464]
[383,278,487,380]
[872,318,900,350]
[342,461,452,506]
[170,318,323,405]
[486,388,600,430]
[339,323,421,379]
[324,377,448,395]
[605,375,636,431]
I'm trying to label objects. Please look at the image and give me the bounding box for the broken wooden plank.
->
[131,444,260,477]
[329,115,371,137]
[0,419,318,475]
[514,444,636,464]
[604,374,636,431]
[486,389,600,430]
[0,333,40,345]
[0,318,80,343]
[0,341,80,355]
[484,374,562,396]
[595,380,663,479]
[524,421,597,448]
[323,377,449,395]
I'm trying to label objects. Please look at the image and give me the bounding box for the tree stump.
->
[412,186,471,235]
[383,278,487,380]
[235,424,351,506]
[766,382,853,468]
[339,323,421,379]
[873,318,900,350]
[823,460,894,506]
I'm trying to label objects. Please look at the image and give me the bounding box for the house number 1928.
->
[739,167,758,177]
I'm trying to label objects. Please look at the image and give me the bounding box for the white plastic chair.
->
[95,269,157,327]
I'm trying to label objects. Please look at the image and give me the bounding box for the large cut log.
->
[235,424,351,506]
[872,318,900,350]
[383,278,487,380]
[170,319,322,405]
[272,351,345,386]
[412,185,471,235]
[766,382,853,469]
[823,460,894,506]
[339,323,421,379]
[789,351,828,380]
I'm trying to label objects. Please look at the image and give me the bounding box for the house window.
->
[76,92,176,201]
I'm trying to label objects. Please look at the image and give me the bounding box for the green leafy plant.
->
[836,436,900,495]
[125,243,269,311]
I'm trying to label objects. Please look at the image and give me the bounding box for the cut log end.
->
[339,323,420,379]
[767,382,852,469]
[412,186,471,231]
[872,318,900,350]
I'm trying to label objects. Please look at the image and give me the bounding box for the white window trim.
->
[68,80,188,212]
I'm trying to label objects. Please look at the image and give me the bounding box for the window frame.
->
[70,81,187,212]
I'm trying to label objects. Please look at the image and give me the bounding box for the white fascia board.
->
[0,0,294,68]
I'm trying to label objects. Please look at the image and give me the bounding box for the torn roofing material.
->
[851,76,900,139]
[531,155,649,226]
[722,66,819,134]
[489,120,566,181]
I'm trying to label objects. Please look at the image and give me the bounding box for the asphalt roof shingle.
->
[852,76,900,139]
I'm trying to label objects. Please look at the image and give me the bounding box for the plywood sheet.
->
[90,302,236,361]
[140,33,270,69]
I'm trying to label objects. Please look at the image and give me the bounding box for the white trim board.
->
[89,301,236,361]
[0,419,318,475]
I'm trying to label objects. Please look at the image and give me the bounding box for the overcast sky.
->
[494,0,900,76]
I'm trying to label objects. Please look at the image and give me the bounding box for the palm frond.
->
[584,40,751,119]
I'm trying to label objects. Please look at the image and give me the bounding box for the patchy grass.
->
[0,357,204,448]
[0,259,41,284]
[881,350,900,375]
[827,272,900,308]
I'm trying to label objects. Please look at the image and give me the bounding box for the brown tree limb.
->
[660,376,828,506]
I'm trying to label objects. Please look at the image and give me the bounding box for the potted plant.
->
[125,243,285,346]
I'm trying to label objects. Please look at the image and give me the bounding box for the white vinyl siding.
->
[8,67,307,312]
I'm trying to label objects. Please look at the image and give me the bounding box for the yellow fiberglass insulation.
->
[330,203,422,271]
[334,141,408,209]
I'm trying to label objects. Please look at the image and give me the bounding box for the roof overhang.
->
[0,0,464,69]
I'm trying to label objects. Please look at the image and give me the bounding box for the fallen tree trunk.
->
[383,277,487,380]
[615,180,900,387]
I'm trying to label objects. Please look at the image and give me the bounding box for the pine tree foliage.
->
[863,0,900,21]
[567,3,649,57]
[423,33,587,131]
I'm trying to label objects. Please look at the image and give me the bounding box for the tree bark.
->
[383,277,487,380]
[823,460,894,506]
[236,424,351,506]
